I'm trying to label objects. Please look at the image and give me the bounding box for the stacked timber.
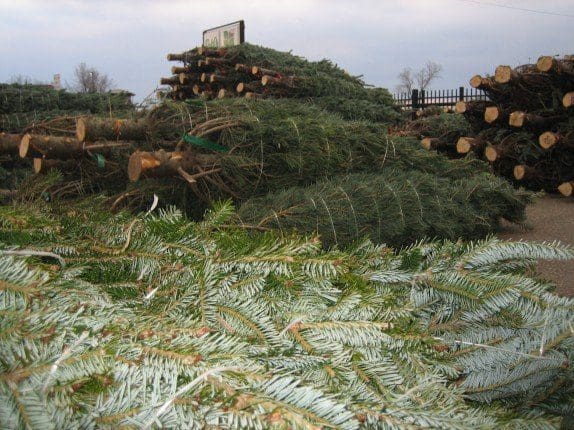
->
[423,55,574,195]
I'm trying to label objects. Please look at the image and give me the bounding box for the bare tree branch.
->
[416,61,442,90]
[396,61,442,93]
[72,63,115,93]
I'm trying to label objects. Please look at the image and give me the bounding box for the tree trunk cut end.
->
[509,111,525,127]
[76,118,87,142]
[456,137,471,154]
[494,65,514,84]
[19,133,32,158]
[484,106,500,123]
[536,56,555,73]
[513,165,526,180]
[454,101,467,114]
[558,182,573,197]
[469,75,483,88]
[539,131,558,149]
[563,92,574,108]
[421,137,432,150]
[484,146,498,162]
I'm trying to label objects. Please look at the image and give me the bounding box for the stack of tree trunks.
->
[422,55,574,196]
[159,47,312,100]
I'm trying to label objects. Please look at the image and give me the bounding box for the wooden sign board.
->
[203,20,245,48]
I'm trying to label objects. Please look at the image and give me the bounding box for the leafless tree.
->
[396,61,443,93]
[72,63,115,93]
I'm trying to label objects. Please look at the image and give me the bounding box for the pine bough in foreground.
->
[0,202,573,429]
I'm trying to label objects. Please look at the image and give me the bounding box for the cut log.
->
[235,63,252,74]
[469,75,499,92]
[0,132,21,155]
[160,76,180,86]
[494,65,519,84]
[166,50,199,62]
[76,117,149,142]
[128,149,220,182]
[557,181,573,197]
[454,101,467,114]
[20,134,80,158]
[217,89,228,99]
[421,137,438,150]
[538,131,574,150]
[513,165,538,181]
[20,133,131,159]
[456,137,487,154]
[251,66,279,77]
[236,81,262,93]
[191,84,213,96]
[508,111,562,129]
[244,92,260,100]
[33,158,78,174]
[261,75,294,87]
[209,74,235,85]
[484,106,507,124]
[179,73,199,85]
[537,56,574,75]
[171,65,193,75]
[563,92,574,108]
[484,144,513,162]
[196,60,215,71]
[197,47,225,57]
[558,182,573,197]
[420,137,452,151]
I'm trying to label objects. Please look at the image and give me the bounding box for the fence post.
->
[458,86,464,101]
[411,89,419,119]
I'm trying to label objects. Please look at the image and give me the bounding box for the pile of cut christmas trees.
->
[0,83,134,133]
[159,43,400,124]
[0,197,573,429]
[0,83,135,193]
[1,44,574,429]
[418,55,574,197]
[1,45,531,248]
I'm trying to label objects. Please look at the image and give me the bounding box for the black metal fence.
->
[393,87,487,111]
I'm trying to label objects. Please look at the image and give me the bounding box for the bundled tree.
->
[237,170,530,247]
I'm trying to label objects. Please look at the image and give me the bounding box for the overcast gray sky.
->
[1,0,573,101]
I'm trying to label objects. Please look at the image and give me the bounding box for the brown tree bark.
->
[261,75,295,87]
[538,131,574,150]
[20,134,130,159]
[76,117,150,142]
[236,81,263,93]
[513,165,539,181]
[235,64,252,74]
[508,111,564,129]
[0,132,21,155]
[160,76,180,86]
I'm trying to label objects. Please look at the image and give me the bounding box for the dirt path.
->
[498,195,574,297]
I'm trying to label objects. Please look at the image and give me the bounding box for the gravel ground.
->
[498,195,574,297]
